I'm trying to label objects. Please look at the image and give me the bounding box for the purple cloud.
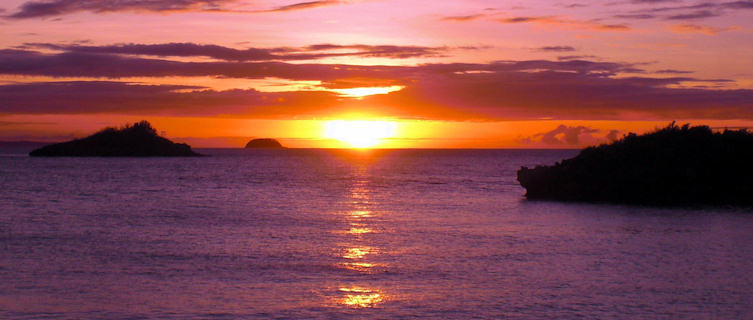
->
[655,69,693,74]
[517,125,617,147]
[5,0,351,18]
[24,42,449,61]
[536,46,576,52]
[6,0,235,19]
[2,48,752,121]
[264,1,341,12]
[0,81,347,117]
[614,1,753,21]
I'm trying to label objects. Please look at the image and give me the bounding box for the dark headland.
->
[29,121,201,157]
[245,138,284,148]
[517,123,753,205]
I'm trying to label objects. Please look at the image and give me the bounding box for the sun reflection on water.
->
[343,247,374,259]
[329,164,392,309]
[349,210,372,219]
[348,226,373,234]
[338,287,386,308]
[342,262,375,272]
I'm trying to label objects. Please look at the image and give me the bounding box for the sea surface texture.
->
[1,149,752,319]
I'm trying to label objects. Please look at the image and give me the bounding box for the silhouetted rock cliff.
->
[29,121,201,157]
[517,123,753,205]
[245,138,284,148]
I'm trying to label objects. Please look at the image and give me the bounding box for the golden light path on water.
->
[339,287,386,308]
[333,162,388,308]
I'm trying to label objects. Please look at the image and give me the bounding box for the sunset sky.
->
[1,0,752,148]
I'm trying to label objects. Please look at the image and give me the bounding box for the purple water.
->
[1,149,752,319]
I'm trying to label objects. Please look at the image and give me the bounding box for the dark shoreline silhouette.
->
[245,138,284,148]
[29,121,202,157]
[517,123,753,205]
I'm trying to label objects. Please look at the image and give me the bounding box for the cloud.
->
[557,55,597,60]
[670,24,741,35]
[535,46,576,52]
[263,0,342,12]
[542,125,600,145]
[24,42,450,61]
[613,1,753,21]
[517,125,615,147]
[496,15,630,31]
[6,0,238,19]
[655,69,693,74]
[295,44,450,59]
[605,129,620,142]
[440,10,630,32]
[614,13,656,19]
[666,10,718,20]
[0,81,348,117]
[441,14,486,22]
[725,1,753,9]
[5,0,351,18]
[2,48,753,121]
[376,70,753,121]
[0,48,642,80]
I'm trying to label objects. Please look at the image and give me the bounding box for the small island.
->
[245,138,284,149]
[517,123,753,205]
[29,121,202,157]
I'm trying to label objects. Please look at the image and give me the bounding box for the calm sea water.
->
[1,149,752,319]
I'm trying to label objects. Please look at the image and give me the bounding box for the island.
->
[29,121,202,157]
[245,138,284,149]
[517,123,753,205]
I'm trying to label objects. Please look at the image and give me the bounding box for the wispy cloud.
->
[2,47,752,121]
[562,3,589,9]
[263,0,342,12]
[666,10,718,20]
[6,0,239,19]
[655,69,693,74]
[22,42,453,61]
[670,24,741,35]
[517,124,610,147]
[4,0,350,18]
[614,0,753,21]
[497,15,630,31]
[535,46,576,52]
[440,14,486,22]
[630,0,682,3]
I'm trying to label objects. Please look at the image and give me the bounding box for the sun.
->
[324,120,397,148]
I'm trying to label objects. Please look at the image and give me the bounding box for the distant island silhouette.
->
[245,138,284,148]
[29,121,201,157]
[518,123,753,205]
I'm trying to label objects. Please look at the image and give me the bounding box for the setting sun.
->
[324,120,398,148]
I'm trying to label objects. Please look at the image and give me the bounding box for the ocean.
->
[1,149,752,319]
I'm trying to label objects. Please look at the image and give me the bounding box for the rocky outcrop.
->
[517,123,753,205]
[245,138,284,148]
[29,121,202,157]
